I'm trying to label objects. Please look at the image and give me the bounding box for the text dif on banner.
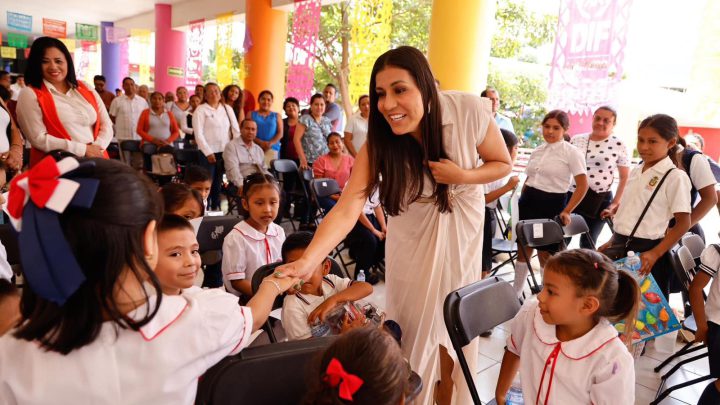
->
[186,19,204,86]
[285,0,322,103]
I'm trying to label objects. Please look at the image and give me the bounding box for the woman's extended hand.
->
[274,257,316,281]
[428,159,466,185]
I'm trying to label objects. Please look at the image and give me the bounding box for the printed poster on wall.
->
[1,47,17,59]
[7,12,32,32]
[186,19,204,87]
[7,33,28,48]
[43,18,67,38]
[76,23,99,41]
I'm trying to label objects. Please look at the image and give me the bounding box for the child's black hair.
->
[183,165,211,184]
[160,183,205,217]
[500,128,519,150]
[241,172,280,201]
[281,231,315,262]
[157,214,194,234]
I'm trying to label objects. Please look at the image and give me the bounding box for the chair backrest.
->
[560,213,590,237]
[197,215,243,254]
[311,178,342,199]
[195,336,336,405]
[272,158,300,174]
[670,245,696,293]
[515,219,565,249]
[175,149,202,165]
[120,140,141,152]
[444,277,520,346]
[303,168,314,182]
[680,233,705,261]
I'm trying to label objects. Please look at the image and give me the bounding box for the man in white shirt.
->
[223,119,267,191]
[109,77,148,142]
[9,75,25,101]
[481,87,514,133]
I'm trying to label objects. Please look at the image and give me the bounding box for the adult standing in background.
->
[0,72,10,92]
[222,84,245,124]
[164,91,175,103]
[93,75,115,111]
[251,90,283,166]
[481,87,514,133]
[109,77,148,163]
[281,97,301,164]
[344,95,369,157]
[276,46,512,405]
[138,84,150,104]
[167,86,192,138]
[322,83,344,132]
[294,93,332,170]
[193,82,240,211]
[569,106,629,248]
[10,75,25,102]
[17,37,112,166]
[194,84,205,102]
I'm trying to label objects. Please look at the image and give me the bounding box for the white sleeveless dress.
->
[385,91,493,405]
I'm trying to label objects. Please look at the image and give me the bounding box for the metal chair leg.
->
[653,342,704,372]
[660,352,708,381]
[651,374,714,405]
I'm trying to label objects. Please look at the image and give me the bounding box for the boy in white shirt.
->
[154,215,203,296]
[281,232,373,340]
[691,245,720,404]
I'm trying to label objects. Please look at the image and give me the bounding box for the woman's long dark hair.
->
[365,46,450,215]
[14,158,164,354]
[24,36,78,89]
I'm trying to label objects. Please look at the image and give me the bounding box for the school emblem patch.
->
[648,176,659,187]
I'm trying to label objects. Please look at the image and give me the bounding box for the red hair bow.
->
[323,358,364,401]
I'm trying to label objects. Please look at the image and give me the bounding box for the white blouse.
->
[192,103,240,156]
[524,141,586,193]
[16,80,113,157]
[0,105,10,154]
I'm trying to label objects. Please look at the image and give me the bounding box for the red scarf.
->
[29,82,106,167]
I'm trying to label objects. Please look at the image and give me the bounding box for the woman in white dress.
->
[276,46,511,404]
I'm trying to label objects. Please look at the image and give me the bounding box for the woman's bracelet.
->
[261,278,282,295]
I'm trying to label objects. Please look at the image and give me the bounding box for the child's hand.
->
[639,250,660,276]
[506,175,520,189]
[600,203,618,219]
[597,241,611,253]
[308,297,338,324]
[340,312,367,333]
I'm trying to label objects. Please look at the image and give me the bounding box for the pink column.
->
[154,3,187,93]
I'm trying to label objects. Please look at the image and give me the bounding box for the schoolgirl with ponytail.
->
[496,249,639,405]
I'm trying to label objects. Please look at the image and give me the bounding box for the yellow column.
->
[244,0,288,111]
[427,0,496,94]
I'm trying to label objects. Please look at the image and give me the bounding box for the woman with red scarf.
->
[16,37,112,167]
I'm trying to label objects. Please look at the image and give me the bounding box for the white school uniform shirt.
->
[221,220,285,296]
[698,245,720,325]
[361,189,381,215]
[612,156,691,240]
[680,147,717,195]
[108,94,148,141]
[0,241,12,281]
[16,81,114,156]
[0,288,253,405]
[484,176,508,209]
[281,274,354,340]
[0,105,10,154]
[507,299,635,405]
[192,103,240,157]
[524,141,586,193]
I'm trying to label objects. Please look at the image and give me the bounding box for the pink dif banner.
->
[186,19,204,87]
[285,0,322,103]
[43,18,67,38]
[104,27,129,44]
[548,0,633,117]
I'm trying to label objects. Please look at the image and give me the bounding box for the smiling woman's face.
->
[374,66,424,139]
[42,47,68,86]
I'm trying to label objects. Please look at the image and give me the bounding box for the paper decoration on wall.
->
[105,26,129,44]
[76,23,99,41]
[285,0,322,103]
[7,12,32,32]
[131,29,152,85]
[1,47,17,59]
[349,0,393,105]
[215,13,234,87]
[7,33,28,48]
[59,38,76,53]
[547,0,633,116]
[186,19,205,86]
[43,18,67,38]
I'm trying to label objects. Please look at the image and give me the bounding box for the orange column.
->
[244,0,288,112]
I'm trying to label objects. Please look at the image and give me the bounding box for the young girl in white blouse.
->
[0,157,298,404]
[599,114,691,295]
[496,249,639,405]
[514,110,588,296]
[222,173,286,299]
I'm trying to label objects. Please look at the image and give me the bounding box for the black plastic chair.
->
[558,213,595,249]
[515,219,566,294]
[651,245,711,405]
[197,216,243,267]
[310,178,356,278]
[490,200,518,276]
[444,277,521,405]
[251,258,346,343]
[272,159,311,231]
[119,140,142,168]
[175,149,202,179]
[195,336,337,405]
[142,143,157,155]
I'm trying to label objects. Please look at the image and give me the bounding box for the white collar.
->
[128,291,189,341]
[234,220,280,241]
[640,155,675,175]
[532,304,620,359]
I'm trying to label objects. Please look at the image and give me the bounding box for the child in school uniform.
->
[599,114,691,295]
[496,249,638,405]
[514,110,588,296]
[184,164,212,212]
[160,182,205,220]
[0,157,299,404]
[302,326,410,405]
[281,231,374,340]
[689,245,720,404]
[154,214,203,296]
[222,173,285,298]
